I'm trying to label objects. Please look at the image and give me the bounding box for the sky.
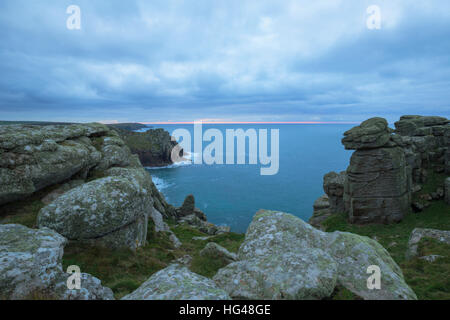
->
[0,0,449,123]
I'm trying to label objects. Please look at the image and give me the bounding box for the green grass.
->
[171,223,245,278]
[0,185,58,228]
[323,199,450,300]
[62,220,245,299]
[401,238,450,299]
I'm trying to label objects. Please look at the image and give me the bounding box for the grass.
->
[323,171,450,300]
[0,185,58,227]
[61,220,245,299]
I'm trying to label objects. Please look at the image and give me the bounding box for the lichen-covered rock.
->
[342,117,392,150]
[200,242,237,265]
[323,171,346,213]
[178,214,220,235]
[121,264,230,300]
[37,171,152,250]
[344,147,411,224]
[53,273,114,300]
[405,228,450,259]
[112,127,181,167]
[309,194,332,229]
[0,224,66,299]
[179,194,195,217]
[394,115,449,136]
[214,210,417,300]
[214,210,338,300]
[327,231,415,300]
[0,224,113,300]
[149,207,181,248]
[0,123,111,206]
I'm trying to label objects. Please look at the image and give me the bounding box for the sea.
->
[144,124,354,233]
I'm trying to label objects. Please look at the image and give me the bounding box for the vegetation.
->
[62,219,245,299]
[323,172,450,300]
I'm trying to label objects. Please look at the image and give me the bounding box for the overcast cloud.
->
[0,0,449,123]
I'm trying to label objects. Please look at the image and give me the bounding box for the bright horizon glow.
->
[141,121,360,125]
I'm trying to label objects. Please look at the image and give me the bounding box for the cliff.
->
[111,127,182,167]
[311,115,450,227]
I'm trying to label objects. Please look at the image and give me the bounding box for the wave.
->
[151,176,172,191]
[145,152,200,169]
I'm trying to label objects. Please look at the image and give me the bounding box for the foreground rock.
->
[0,224,113,300]
[406,228,450,259]
[214,210,417,300]
[38,166,153,250]
[200,242,237,265]
[122,264,230,300]
[1,123,156,250]
[0,123,108,206]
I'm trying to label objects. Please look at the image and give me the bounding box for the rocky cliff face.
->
[112,127,182,167]
[0,123,154,250]
[311,115,449,226]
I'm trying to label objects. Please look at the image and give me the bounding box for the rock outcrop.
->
[344,146,412,224]
[0,224,113,300]
[342,117,393,150]
[405,228,450,260]
[0,123,157,250]
[313,115,449,225]
[342,118,412,224]
[393,115,449,179]
[214,210,417,300]
[113,128,182,167]
[0,123,107,206]
[121,264,230,300]
[310,171,346,228]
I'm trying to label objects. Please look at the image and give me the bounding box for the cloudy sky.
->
[0,0,449,123]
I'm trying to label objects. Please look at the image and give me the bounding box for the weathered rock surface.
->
[323,171,346,213]
[0,224,113,300]
[38,169,152,250]
[344,147,412,224]
[122,264,230,300]
[214,210,417,300]
[406,228,450,259]
[342,117,392,150]
[309,194,332,229]
[53,272,114,300]
[0,123,109,206]
[393,115,450,179]
[149,207,181,248]
[200,242,237,265]
[113,127,181,167]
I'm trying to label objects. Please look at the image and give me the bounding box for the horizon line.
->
[141,121,361,125]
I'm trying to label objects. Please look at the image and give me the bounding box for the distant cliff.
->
[111,127,182,167]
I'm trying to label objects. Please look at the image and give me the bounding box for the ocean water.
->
[145,124,354,233]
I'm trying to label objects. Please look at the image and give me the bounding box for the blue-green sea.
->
[145,124,353,233]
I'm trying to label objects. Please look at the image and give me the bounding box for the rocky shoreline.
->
[0,116,449,300]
